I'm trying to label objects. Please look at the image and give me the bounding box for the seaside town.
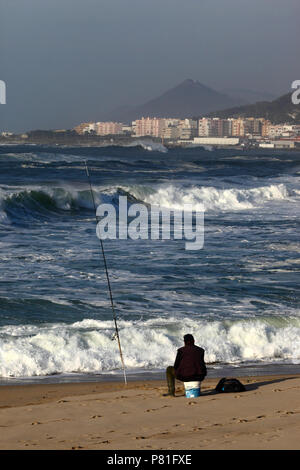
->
[72,116,300,149]
[1,116,300,150]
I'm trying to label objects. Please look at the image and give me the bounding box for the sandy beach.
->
[0,374,299,450]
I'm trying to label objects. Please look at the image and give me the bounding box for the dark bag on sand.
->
[215,377,246,393]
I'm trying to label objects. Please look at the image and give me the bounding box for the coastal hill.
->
[207,92,300,124]
[105,79,244,123]
[221,88,276,105]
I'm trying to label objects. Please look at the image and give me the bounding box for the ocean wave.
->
[125,139,168,153]
[0,181,296,224]
[137,183,290,212]
[0,316,300,377]
[0,186,127,222]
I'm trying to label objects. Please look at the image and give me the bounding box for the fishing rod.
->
[84,161,127,385]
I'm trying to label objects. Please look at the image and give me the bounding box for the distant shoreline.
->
[1,138,300,152]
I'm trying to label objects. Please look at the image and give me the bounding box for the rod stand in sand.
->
[84,161,127,385]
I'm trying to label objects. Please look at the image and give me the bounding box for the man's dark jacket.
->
[174,344,207,382]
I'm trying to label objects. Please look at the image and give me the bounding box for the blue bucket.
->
[184,381,201,398]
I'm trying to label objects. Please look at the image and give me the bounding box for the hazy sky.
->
[1,0,299,132]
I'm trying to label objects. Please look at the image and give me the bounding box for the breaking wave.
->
[137,183,291,211]
[1,316,300,377]
[0,181,296,224]
[125,139,168,153]
[0,186,126,223]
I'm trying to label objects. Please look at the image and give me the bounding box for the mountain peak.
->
[181,78,197,84]
[177,79,207,88]
[104,80,244,123]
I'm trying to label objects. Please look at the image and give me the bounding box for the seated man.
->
[166,334,207,396]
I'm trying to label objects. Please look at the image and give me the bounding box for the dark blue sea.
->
[0,141,300,383]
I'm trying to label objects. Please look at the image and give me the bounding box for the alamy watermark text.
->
[95,196,204,250]
[291,80,300,105]
[0,80,6,104]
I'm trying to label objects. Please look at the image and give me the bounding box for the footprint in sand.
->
[145,405,170,412]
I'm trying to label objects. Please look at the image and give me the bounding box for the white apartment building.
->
[179,119,198,140]
[133,117,166,138]
[198,118,212,136]
[74,121,123,135]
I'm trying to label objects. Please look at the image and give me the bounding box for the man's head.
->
[184,334,195,345]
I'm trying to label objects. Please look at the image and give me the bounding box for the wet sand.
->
[0,374,300,450]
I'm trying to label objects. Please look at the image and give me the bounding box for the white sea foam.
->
[0,179,297,222]
[269,243,300,252]
[0,316,300,377]
[137,183,290,212]
[126,139,168,153]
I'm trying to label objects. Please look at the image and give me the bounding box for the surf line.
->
[84,161,127,385]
